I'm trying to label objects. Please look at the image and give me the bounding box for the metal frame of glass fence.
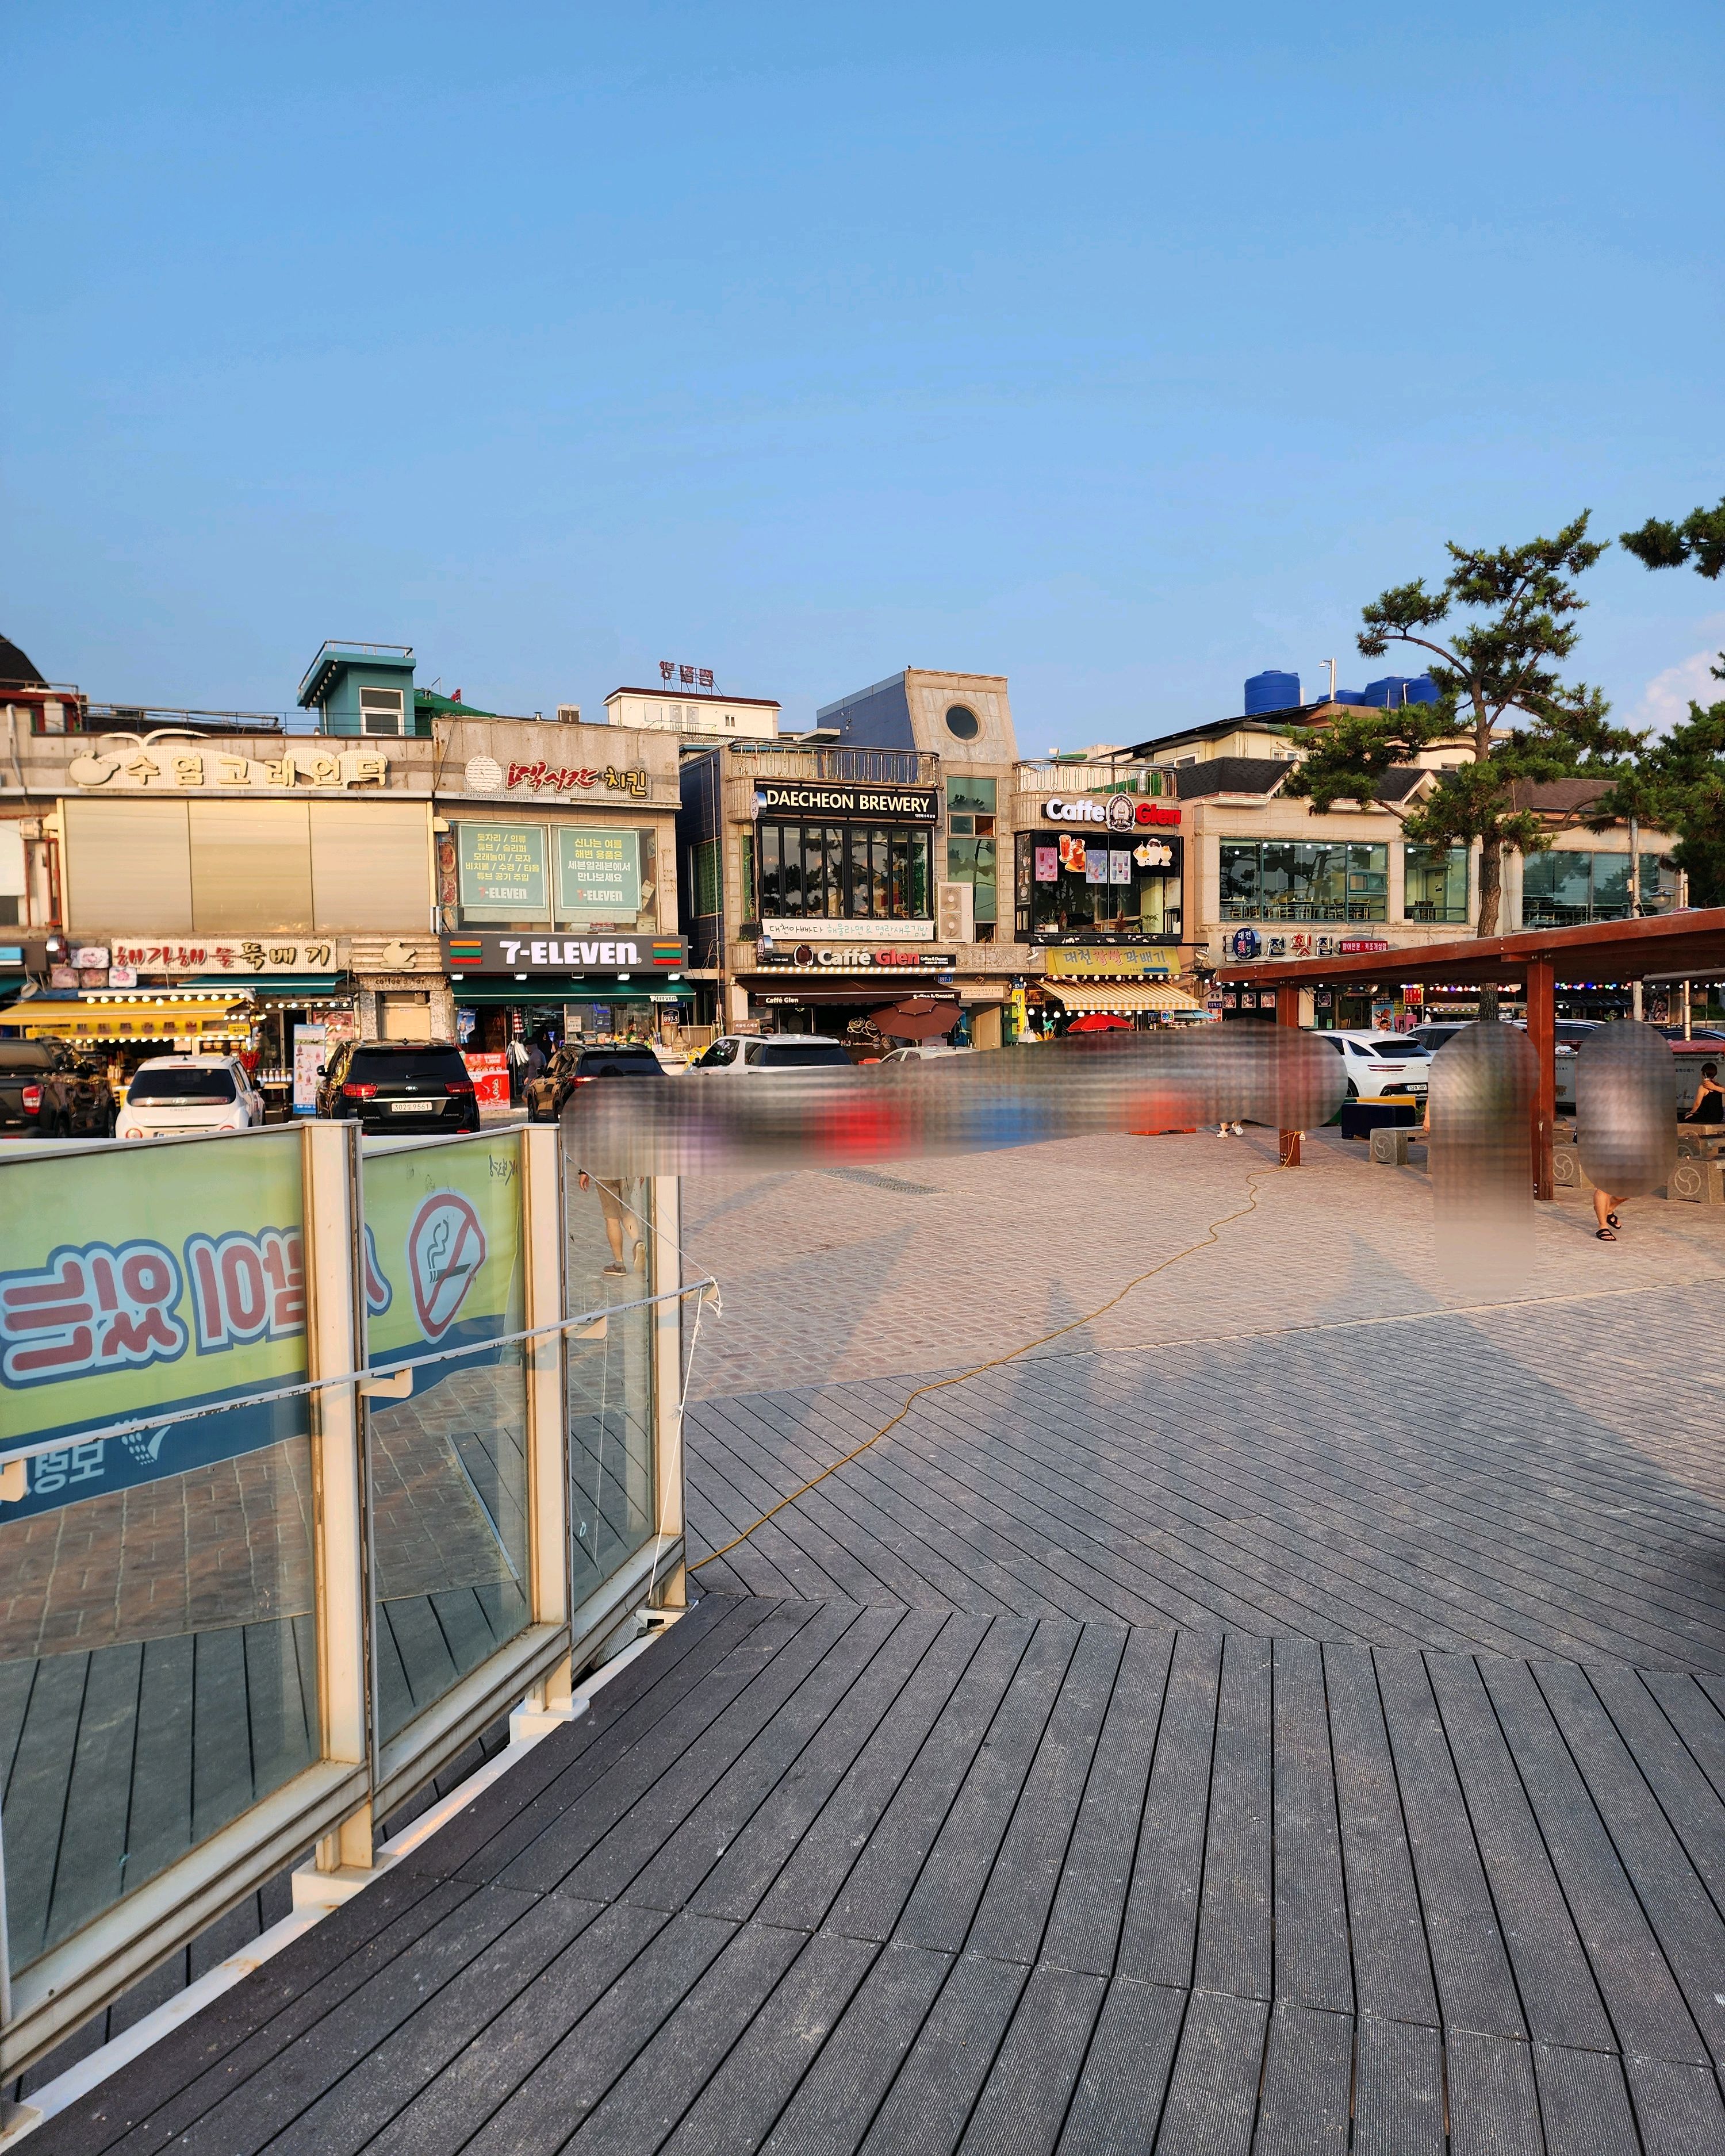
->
[0,1121,697,2081]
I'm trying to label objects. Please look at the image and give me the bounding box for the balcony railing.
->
[0,1123,696,2078]
[1013,761,1172,797]
[726,746,938,785]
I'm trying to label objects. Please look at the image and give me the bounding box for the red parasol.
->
[1067,1012,1133,1033]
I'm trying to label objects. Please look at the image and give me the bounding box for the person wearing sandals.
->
[1592,1186,1621,1242]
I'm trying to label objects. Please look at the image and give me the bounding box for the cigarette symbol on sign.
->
[407,1192,488,1340]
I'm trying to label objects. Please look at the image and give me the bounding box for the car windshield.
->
[750,1042,852,1068]
[575,1051,661,1075]
[128,1067,237,1102]
[0,1044,56,1071]
[347,1049,465,1083]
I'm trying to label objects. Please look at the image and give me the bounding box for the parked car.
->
[0,1038,117,1138]
[1312,1030,1431,1102]
[877,1044,975,1064]
[316,1040,479,1134]
[690,1034,856,1074]
[116,1055,264,1140]
[529,1043,665,1120]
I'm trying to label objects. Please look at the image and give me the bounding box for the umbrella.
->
[1067,1012,1132,1033]
[876,997,960,1042]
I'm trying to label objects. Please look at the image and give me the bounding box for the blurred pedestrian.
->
[1592,1186,1621,1241]
[1682,1060,1724,1123]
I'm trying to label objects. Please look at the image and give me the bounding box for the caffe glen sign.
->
[1041,794,1179,828]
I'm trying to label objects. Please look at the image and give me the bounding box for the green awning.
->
[187,974,347,996]
[449,979,695,1006]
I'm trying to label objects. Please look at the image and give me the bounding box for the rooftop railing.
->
[0,1122,696,2079]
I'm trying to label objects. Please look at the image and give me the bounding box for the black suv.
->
[316,1041,480,1134]
[538,1044,663,1120]
[0,1039,117,1138]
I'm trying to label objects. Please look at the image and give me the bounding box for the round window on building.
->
[945,704,981,741]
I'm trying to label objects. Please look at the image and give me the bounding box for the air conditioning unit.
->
[936,881,973,944]
[555,704,581,725]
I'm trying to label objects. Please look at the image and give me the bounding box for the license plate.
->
[390,1100,438,1114]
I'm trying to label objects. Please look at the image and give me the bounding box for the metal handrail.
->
[0,1275,717,1468]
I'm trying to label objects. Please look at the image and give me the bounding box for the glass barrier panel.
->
[361,1133,531,1745]
[563,1155,657,1606]
[0,1134,317,1974]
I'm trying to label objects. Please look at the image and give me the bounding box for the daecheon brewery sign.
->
[753,782,940,822]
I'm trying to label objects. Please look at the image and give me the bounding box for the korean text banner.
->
[0,1131,308,1519]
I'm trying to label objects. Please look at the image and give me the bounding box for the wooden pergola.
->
[1216,908,1725,1196]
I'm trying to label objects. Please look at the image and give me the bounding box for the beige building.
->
[604,684,780,741]
[681,669,1201,1039]
[0,712,687,1081]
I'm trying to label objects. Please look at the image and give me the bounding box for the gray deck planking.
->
[30,1279,1725,2156]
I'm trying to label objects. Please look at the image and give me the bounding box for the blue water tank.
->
[1363,675,1409,707]
[1244,669,1301,715]
[1333,689,1368,705]
[1405,674,1439,705]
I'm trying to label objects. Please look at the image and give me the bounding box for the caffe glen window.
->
[1016,831,1182,941]
[447,821,660,931]
[757,822,931,920]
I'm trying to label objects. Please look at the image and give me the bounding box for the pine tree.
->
[1285,513,1639,940]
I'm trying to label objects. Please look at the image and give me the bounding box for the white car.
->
[877,1044,975,1063]
[116,1055,266,1140]
[689,1033,855,1075]
[1313,1029,1431,1102]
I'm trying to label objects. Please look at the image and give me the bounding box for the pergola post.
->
[1275,983,1302,1166]
[1526,957,1555,1200]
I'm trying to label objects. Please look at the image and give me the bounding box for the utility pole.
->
[1628,817,1643,1021]
[1321,658,1336,704]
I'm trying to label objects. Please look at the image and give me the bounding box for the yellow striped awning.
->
[1042,980,1208,1015]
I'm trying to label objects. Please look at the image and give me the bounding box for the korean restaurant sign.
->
[461,754,650,799]
[67,743,393,791]
[108,939,338,975]
[0,1133,310,1518]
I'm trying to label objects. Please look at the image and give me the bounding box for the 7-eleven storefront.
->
[439,933,694,1048]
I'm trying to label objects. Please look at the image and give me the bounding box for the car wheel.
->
[1345,1080,1359,1100]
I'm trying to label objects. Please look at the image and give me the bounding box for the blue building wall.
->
[814,673,915,750]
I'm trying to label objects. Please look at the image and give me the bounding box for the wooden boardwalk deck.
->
[29,1282,1725,2155]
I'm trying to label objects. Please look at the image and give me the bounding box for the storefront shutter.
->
[63,799,193,934]
[189,800,314,932]
[309,800,431,930]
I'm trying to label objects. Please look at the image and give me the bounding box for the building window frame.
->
[1219,839,1389,924]
[1403,843,1470,924]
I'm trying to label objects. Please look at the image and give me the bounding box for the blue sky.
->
[6,1,1721,747]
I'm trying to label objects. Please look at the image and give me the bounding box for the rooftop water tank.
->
[1363,674,1440,708]
[1244,669,1301,715]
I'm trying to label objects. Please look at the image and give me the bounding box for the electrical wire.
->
[692,1158,1289,1574]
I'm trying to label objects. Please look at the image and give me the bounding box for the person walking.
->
[504,1034,528,1104]
[1591,1186,1621,1241]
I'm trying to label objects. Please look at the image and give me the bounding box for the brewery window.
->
[758,822,931,921]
